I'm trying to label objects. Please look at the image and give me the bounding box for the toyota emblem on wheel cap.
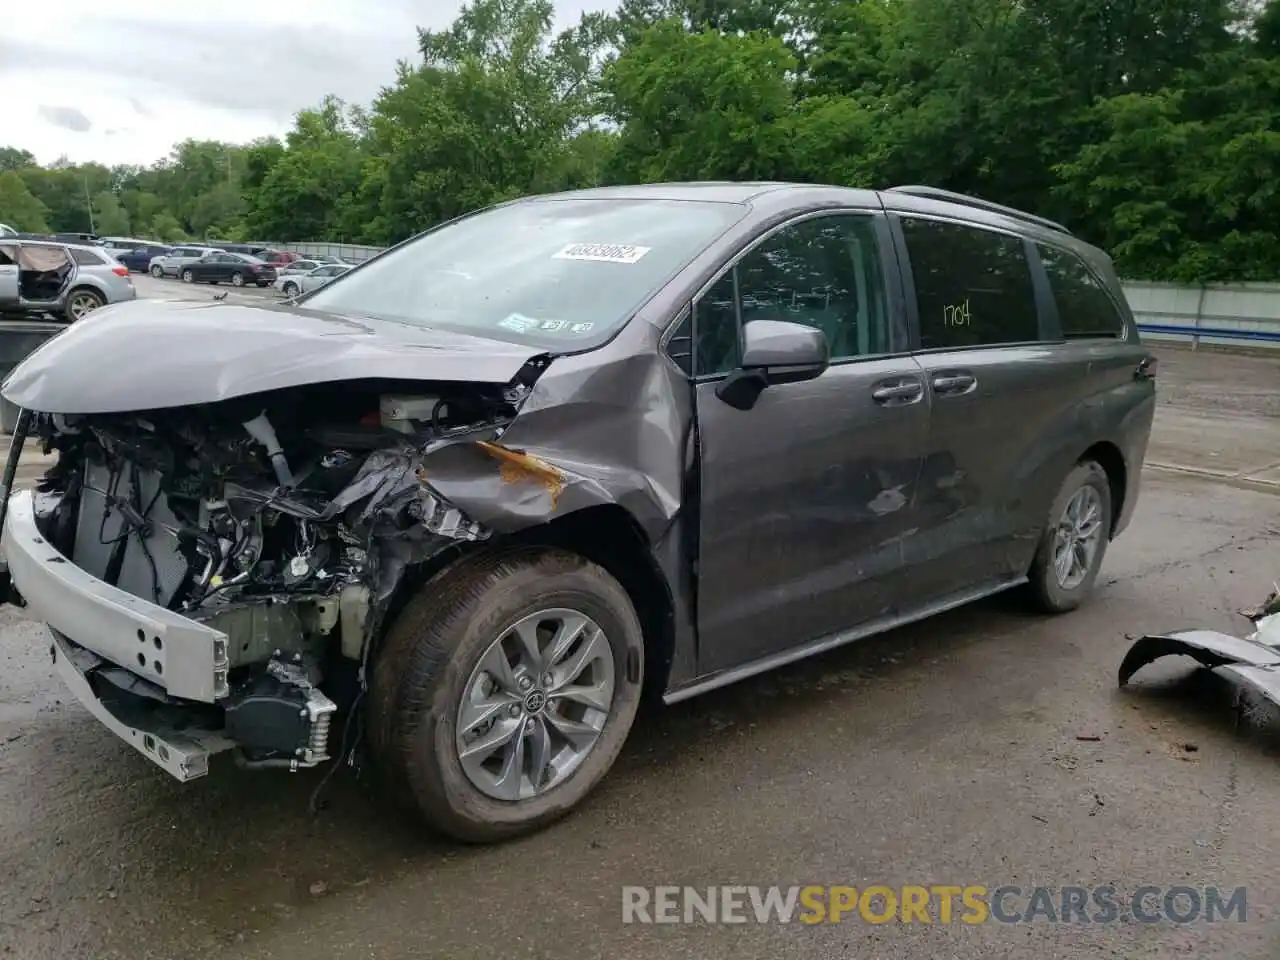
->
[524,689,547,713]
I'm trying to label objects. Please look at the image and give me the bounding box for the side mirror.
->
[715,319,830,410]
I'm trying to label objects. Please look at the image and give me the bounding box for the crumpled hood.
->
[1,299,545,414]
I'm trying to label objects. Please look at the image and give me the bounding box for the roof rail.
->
[884,185,1071,236]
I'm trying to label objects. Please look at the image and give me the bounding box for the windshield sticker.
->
[552,243,651,265]
[498,312,540,333]
[498,314,597,336]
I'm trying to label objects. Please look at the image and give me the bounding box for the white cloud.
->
[3,0,610,167]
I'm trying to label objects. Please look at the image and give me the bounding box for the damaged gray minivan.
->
[0,183,1156,842]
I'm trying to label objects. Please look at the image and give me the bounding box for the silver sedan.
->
[274,263,352,297]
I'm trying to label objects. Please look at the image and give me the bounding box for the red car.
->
[258,249,301,266]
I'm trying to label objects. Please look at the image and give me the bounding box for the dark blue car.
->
[116,244,172,273]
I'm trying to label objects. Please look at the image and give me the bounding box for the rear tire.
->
[1025,460,1112,614]
[64,287,104,322]
[282,282,298,296]
[368,548,644,843]
[181,269,194,283]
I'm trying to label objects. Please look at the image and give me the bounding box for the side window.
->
[0,244,15,267]
[71,248,104,266]
[694,271,740,376]
[901,218,1040,349]
[694,214,891,376]
[1037,244,1125,338]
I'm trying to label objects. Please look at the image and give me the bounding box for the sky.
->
[3,0,609,168]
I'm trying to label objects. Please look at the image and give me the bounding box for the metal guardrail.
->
[1136,322,1280,344]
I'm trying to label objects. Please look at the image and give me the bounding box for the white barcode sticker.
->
[498,313,539,332]
[552,243,651,264]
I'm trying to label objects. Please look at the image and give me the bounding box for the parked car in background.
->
[50,233,103,246]
[149,245,223,278]
[211,242,272,257]
[117,244,173,273]
[102,236,164,254]
[258,250,300,266]
[0,237,136,321]
[275,258,322,278]
[274,262,352,296]
[180,251,277,287]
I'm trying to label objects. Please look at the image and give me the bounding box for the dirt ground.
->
[0,343,1277,960]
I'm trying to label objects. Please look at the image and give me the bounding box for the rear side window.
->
[900,218,1040,349]
[0,244,14,266]
[1037,244,1125,339]
[71,248,106,266]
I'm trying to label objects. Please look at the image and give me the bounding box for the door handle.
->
[872,380,924,405]
[931,373,977,396]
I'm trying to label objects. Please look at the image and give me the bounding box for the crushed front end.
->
[0,378,536,780]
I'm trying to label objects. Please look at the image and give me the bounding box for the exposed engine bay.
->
[25,372,545,770]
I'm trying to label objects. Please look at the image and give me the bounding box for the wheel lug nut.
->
[509,704,521,717]
[518,676,532,691]
[542,673,553,687]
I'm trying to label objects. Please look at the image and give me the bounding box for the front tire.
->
[1025,460,1112,613]
[181,269,194,283]
[230,272,245,287]
[150,264,164,278]
[368,549,644,843]
[282,281,298,296]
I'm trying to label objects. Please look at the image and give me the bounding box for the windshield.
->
[301,197,746,348]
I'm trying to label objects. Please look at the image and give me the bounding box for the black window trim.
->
[1031,239,1130,341]
[672,207,910,383]
[888,211,1057,355]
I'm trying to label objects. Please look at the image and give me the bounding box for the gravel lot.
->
[1,280,1278,959]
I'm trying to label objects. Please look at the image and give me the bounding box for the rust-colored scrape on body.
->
[476,441,566,509]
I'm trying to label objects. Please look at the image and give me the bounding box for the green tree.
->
[245,98,365,240]
[0,171,51,231]
[0,147,37,173]
[92,191,131,236]
[148,212,187,243]
[603,21,796,182]
[363,0,607,240]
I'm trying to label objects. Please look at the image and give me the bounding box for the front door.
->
[693,211,932,675]
[0,244,18,306]
[206,254,230,281]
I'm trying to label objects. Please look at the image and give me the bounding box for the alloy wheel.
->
[68,292,101,320]
[455,608,616,802]
[1052,485,1103,590]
